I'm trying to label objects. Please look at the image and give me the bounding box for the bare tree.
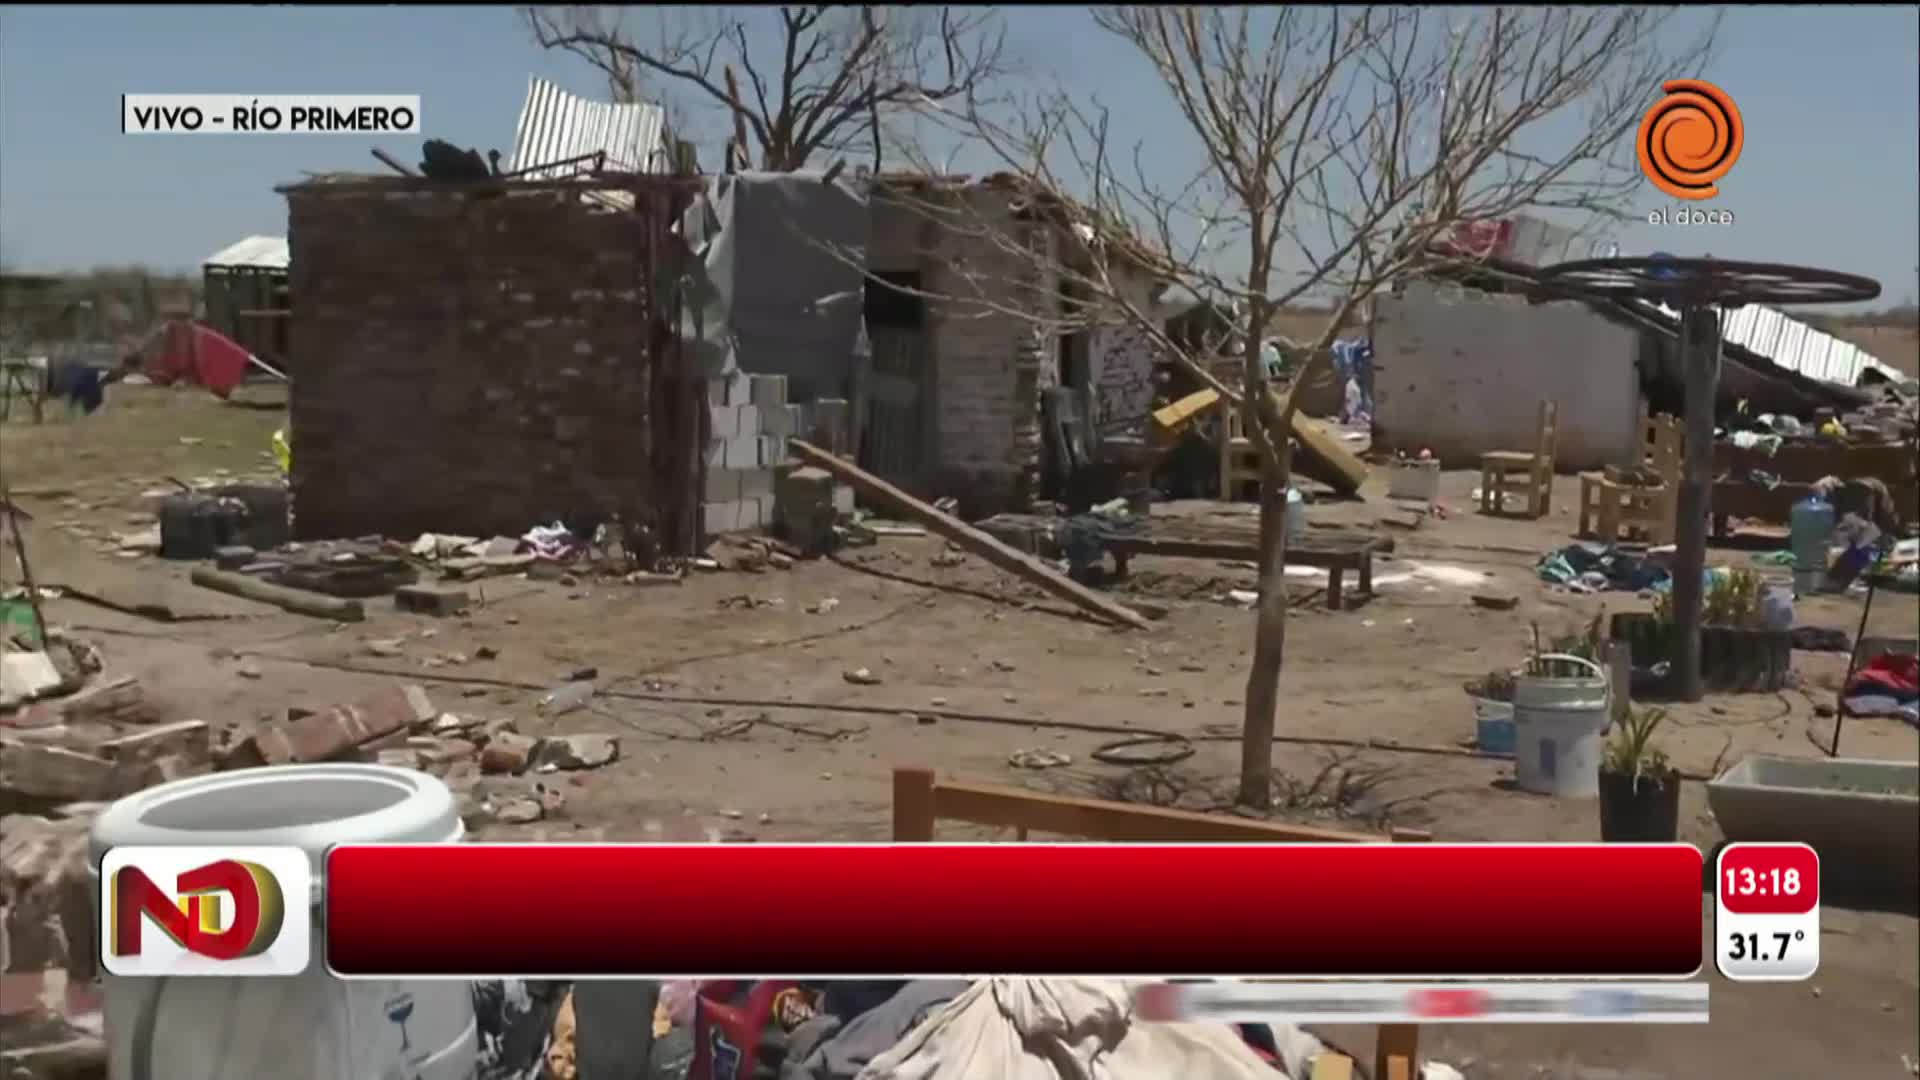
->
[873,6,1716,806]
[522,5,1012,172]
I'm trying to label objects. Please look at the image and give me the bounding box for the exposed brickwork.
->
[286,183,698,549]
[922,193,1061,512]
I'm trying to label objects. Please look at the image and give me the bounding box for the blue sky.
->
[2,5,1915,309]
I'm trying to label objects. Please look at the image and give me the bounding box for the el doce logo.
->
[1638,80,1743,201]
[101,847,310,976]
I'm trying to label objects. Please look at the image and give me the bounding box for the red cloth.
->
[1847,652,1920,701]
[148,321,251,398]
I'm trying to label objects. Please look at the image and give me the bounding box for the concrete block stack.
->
[703,375,855,538]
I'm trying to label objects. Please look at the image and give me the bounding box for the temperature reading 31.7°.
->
[1716,843,1820,982]
[1725,929,1805,964]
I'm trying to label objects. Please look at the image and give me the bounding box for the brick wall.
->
[286,184,698,551]
[922,191,1061,511]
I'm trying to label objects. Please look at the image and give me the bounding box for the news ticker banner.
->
[103,842,1736,979]
[1133,982,1710,1024]
[328,843,1702,978]
[122,95,421,135]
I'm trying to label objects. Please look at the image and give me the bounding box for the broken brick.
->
[52,677,160,727]
[241,684,436,765]
[0,742,113,802]
[394,584,471,616]
[530,734,619,771]
[480,732,539,775]
[98,720,211,769]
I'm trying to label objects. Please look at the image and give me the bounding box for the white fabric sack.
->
[856,978,1321,1080]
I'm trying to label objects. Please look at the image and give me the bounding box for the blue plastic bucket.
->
[1473,696,1516,755]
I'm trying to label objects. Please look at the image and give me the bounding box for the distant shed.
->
[202,235,290,366]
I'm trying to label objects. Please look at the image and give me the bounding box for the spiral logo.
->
[1638,79,1744,201]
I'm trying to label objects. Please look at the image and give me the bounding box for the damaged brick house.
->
[280,168,1169,556]
[281,172,709,558]
[860,174,1167,511]
[858,173,1171,512]
[704,170,1171,516]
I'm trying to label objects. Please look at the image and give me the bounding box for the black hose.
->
[1090,733,1197,767]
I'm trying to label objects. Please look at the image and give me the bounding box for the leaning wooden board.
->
[1149,388,1369,495]
[786,440,1154,630]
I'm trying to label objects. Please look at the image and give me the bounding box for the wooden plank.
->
[1150,386,1368,494]
[1382,1052,1414,1080]
[787,439,1153,630]
[925,777,1386,844]
[892,767,938,841]
[1309,1054,1356,1080]
[1152,388,1222,439]
[190,567,366,621]
[1293,412,1369,495]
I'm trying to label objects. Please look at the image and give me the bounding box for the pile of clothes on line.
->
[474,977,1453,1080]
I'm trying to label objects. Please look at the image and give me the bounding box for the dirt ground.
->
[5,384,1918,1079]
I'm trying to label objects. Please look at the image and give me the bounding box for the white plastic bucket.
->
[1388,459,1441,501]
[1512,654,1611,798]
[87,764,476,1080]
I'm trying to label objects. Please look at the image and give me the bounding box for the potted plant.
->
[1642,570,1791,693]
[1598,706,1682,842]
[1510,617,1612,797]
[1464,669,1517,754]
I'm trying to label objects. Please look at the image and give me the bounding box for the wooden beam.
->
[370,147,418,177]
[190,567,365,622]
[924,777,1387,844]
[786,439,1153,630]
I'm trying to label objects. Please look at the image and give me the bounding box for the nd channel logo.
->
[100,846,311,977]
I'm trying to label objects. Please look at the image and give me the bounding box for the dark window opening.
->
[865,270,925,329]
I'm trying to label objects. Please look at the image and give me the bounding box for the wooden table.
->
[977,512,1390,610]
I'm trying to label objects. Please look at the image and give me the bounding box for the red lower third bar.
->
[324,843,1703,978]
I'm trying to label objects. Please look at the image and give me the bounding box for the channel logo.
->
[101,846,310,977]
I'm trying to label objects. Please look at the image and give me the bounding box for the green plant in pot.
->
[1598,706,1682,842]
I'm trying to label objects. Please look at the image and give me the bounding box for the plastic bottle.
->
[1788,496,1835,597]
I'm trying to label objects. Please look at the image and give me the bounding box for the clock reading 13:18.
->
[1715,842,1819,982]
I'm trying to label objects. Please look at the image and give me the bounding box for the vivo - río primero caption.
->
[121,94,422,135]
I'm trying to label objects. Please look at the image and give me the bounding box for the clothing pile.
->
[503,979,1353,1080]
[1536,542,1671,593]
[1842,652,1919,727]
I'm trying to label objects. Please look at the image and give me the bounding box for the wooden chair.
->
[1578,407,1683,542]
[1217,397,1262,501]
[893,767,1426,1080]
[1478,400,1558,518]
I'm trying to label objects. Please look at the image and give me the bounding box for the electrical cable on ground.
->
[223,650,1694,772]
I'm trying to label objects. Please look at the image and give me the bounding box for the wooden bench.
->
[894,767,1426,1080]
[1104,533,1384,610]
[976,513,1388,611]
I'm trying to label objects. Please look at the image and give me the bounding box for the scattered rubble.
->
[530,734,620,772]
[395,583,471,616]
[481,731,541,775]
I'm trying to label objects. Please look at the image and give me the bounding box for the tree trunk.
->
[1238,463,1290,807]
[1238,410,1304,808]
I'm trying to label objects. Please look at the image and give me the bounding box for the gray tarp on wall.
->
[675,171,871,400]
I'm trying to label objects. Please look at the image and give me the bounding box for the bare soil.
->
[5,384,1918,1079]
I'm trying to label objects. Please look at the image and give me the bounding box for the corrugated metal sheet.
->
[203,235,289,271]
[1650,301,1901,388]
[509,76,667,179]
